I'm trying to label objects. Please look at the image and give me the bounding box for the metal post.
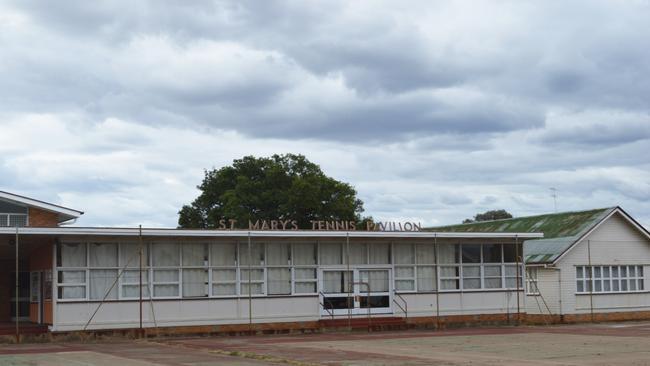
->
[248,232,252,332]
[346,232,351,330]
[139,225,143,335]
[587,239,594,323]
[434,234,440,329]
[15,227,19,342]
[515,235,521,324]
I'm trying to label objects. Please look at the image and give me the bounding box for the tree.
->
[178,154,366,229]
[462,209,513,224]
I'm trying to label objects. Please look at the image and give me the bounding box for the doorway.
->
[10,271,30,322]
[319,268,392,316]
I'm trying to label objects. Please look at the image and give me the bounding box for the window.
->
[416,244,436,291]
[526,267,539,295]
[57,242,87,300]
[151,242,180,297]
[320,242,343,265]
[120,242,149,299]
[267,243,291,295]
[576,265,644,294]
[439,244,460,290]
[394,243,415,291]
[0,214,27,227]
[293,243,317,294]
[88,242,118,300]
[182,243,208,297]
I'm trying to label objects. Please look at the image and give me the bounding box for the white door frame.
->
[319,266,393,317]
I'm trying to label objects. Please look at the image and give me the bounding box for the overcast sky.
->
[1,1,649,228]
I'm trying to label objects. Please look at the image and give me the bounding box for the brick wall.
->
[28,208,59,227]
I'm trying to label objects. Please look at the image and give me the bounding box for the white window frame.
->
[576,265,645,294]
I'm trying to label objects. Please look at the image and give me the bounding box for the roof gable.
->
[0,191,83,224]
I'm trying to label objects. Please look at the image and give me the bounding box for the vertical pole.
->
[434,234,440,329]
[15,227,19,342]
[587,240,594,323]
[515,235,521,324]
[248,232,252,332]
[346,232,351,330]
[139,225,143,335]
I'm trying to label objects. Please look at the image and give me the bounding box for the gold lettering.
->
[404,222,413,231]
[229,219,237,229]
[318,221,325,230]
[280,220,290,230]
[311,220,318,230]
[249,220,261,230]
[366,222,375,231]
[291,220,299,230]
[261,220,270,230]
[271,220,279,230]
[378,222,387,231]
[218,219,227,230]
[413,222,421,232]
[349,221,356,230]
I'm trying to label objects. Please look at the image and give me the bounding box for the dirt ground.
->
[2,321,650,365]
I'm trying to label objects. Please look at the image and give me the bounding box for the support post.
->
[434,234,440,329]
[248,232,252,332]
[346,232,351,330]
[15,227,19,343]
[587,239,594,323]
[139,225,143,336]
[515,235,521,324]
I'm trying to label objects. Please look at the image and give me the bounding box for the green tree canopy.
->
[178,154,366,229]
[462,209,513,224]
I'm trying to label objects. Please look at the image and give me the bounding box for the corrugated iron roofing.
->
[428,207,616,264]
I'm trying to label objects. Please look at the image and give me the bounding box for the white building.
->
[434,207,650,323]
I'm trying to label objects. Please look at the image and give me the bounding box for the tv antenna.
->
[549,187,558,213]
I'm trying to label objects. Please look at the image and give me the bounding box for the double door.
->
[319,268,392,316]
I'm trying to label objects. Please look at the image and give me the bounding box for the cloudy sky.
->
[1,1,649,228]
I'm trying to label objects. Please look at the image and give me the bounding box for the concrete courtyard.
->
[2,321,650,365]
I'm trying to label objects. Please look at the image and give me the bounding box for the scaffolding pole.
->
[15,226,19,342]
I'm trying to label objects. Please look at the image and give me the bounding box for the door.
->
[320,268,392,316]
[30,271,42,324]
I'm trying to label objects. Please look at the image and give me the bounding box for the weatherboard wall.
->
[556,212,650,315]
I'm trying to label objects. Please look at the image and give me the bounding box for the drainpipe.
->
[15,226,20,343]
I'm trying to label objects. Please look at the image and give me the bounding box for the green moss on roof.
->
[429,207,615,239]
[428,207,618,264]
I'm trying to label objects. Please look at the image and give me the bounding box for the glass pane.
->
[505,265,518,276]
[612,267,619,277]
[266,243,290,266]
[594,267,601,278]
[293,243,316,265]
[241,283,263,295]
[613,280,619,291]
[621,280,628,291]
[153,269,179,282]
[629,279,637,291]
[483,244,502,263]
[461,244,481,264]
[239,243,265,266]
[323,271,351,293]
[120,242,148,268]
[629,266,636,277]
[603,280,611,292]
[210,243,237,266]
[58,270,85,284]
[123,270,148,284]
[59,286,85,299]
[438,244,459,264]
[152,242,180,267]
[594,280,602,292]
[485,265,501,277]
[503,245,517,262]
[241,269,264,281]
[122,284,150,298]
[295,282,316,293]
[603,266,610,278]
[577,280,584,292]
[59,243,86,267]
[213,283,236,295]
[638,266,644,277]
[154,284,179,297]
[182,269,207,297]
[417,266,436,291]
[576,267,583,279]
[506,278,518,288]
[89,269,118,300]
[395,266,415,278]
[213,269,236,281]
[89,243,118,267]
[462,266,480,277]
[394,243,414,264]
[463,278,481,289]
[416,244,435,264]
[295,268,316,280]
[440,266,459,277]
[360,270,389,292]
[349,243,368,264]
[182,243,207,267]
[441,279,459,290]
[369,243,390,264]
[638,279,644,291]
[485,278,502,288]
[395,279,415,291]
[268,268,291,295]
[621,266,627,277]
[319,243,342,265]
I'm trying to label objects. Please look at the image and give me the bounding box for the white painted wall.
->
[525,268,561,315]
[556,212,650,315]
[55,291,526,331]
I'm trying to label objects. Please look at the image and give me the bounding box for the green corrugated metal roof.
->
[428,207,616,264]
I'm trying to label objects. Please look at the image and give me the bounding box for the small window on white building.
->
[576,265,644,294]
